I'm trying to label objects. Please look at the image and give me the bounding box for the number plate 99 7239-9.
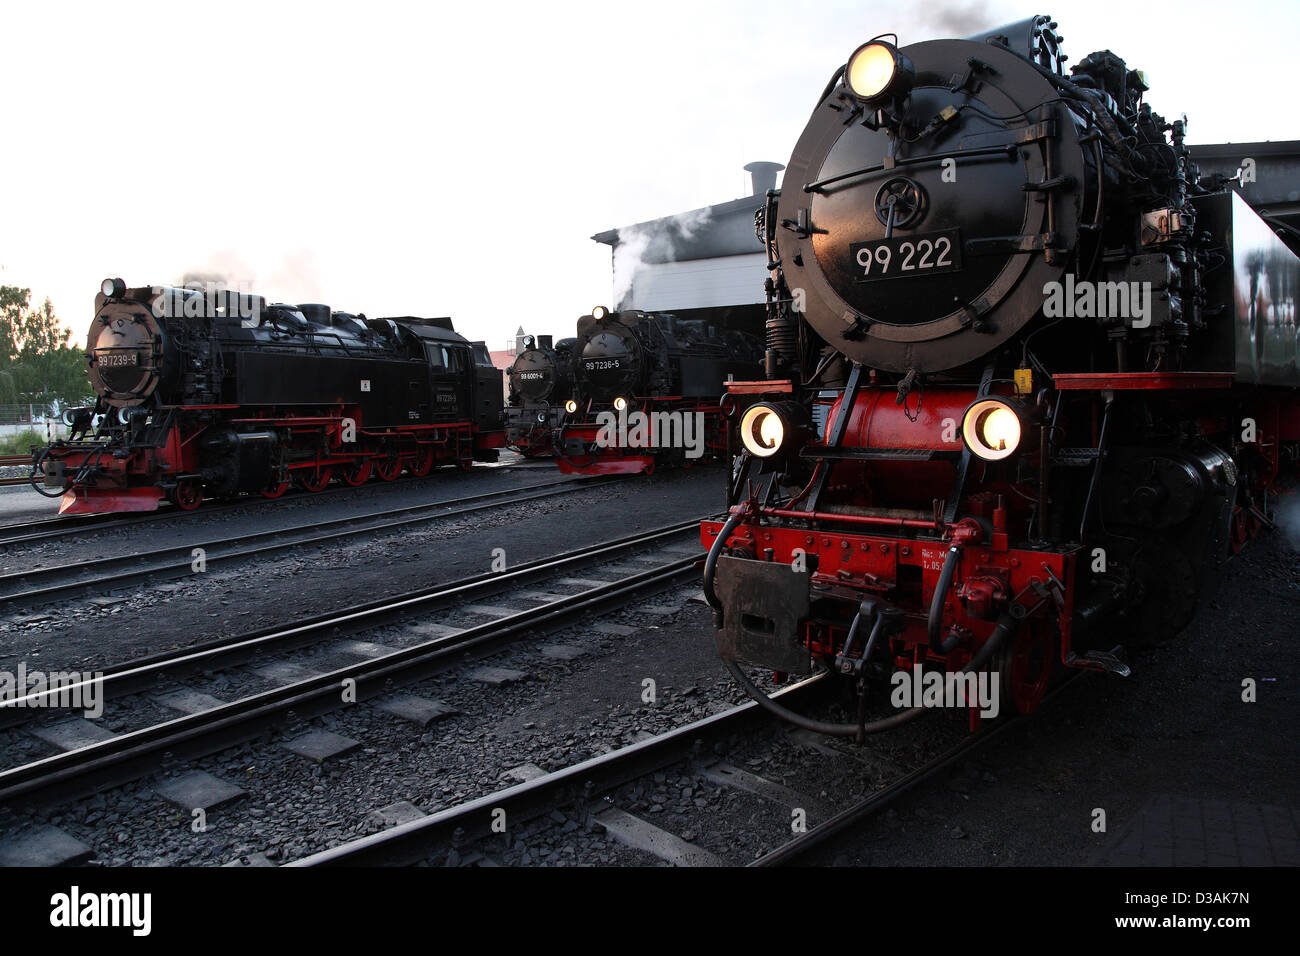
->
[849,229,961,282]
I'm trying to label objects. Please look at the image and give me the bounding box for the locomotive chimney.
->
[744,161,785,197]
[538,335,553,349]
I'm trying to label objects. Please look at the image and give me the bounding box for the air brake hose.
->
[28,447,64,498]
[725,610,1017,737]
[928,544,963,653]
[703,508,746,616]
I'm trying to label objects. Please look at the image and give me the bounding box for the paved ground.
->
[805,526,1299,867]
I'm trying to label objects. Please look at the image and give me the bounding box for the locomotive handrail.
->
[802,143,1019,194]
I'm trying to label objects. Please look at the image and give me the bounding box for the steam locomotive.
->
[556,306,763,474]
[504,334,576,457]
[37,280,504,514]
[701,16,1300,734]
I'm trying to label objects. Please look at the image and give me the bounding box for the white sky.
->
[2,0,1296,350]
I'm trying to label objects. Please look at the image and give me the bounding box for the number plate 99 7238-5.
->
[849,229,961,282]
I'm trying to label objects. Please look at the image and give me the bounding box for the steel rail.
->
[0,554,700,806]
[750,673,1092,865]
[0,470,607,548]
[0,476,618,607]
[0,517,704,713]
[291,674,828,866]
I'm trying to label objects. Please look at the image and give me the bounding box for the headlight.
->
[961,398,1025,461]
[739,401,810,459]
[845,40,913,104]
[101,277,125,298]
[592,306,609,320]
[613,396,627,411]
[564,399,578,414]
[522,335,535,349]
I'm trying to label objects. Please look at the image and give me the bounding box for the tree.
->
[0,286,92,409]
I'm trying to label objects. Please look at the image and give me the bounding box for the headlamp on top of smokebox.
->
[845,39,914,117]
[591,306,609,321]
[101,277,126,299]
[961,397,1035,462]
[739,401,811,462]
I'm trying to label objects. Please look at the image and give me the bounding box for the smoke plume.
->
[610,207,712,309]
[920,0,994,38]
[178,249,326,304]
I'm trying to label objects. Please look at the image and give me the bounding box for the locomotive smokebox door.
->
[714,555,811,674]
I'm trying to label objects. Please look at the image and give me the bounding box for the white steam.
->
[178,249,327,305]
[610,207,712,309]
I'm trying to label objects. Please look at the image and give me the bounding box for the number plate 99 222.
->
[849,229,961,282]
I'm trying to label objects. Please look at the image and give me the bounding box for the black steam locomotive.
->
[38,279,504,514]
[556,306,763,474]
[504,334,576,457]
[702,16,1300,733]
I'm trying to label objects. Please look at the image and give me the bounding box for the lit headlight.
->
[845,40,914,104]
[592,306,609,320]
[564,399,578,414]
[961,398,1025,461]
[613,396,627,411]
[739,401,813,459]
[101,277,125,298]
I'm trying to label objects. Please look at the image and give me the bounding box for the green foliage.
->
[0,428,46,455]
[0,286,92,407]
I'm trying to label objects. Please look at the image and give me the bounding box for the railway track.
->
[0,464,581,547]
[0,454,37,488]
[291,676,827,866]
[0,519,705,807]
[294,675,1086,867]
[0,475,618,607]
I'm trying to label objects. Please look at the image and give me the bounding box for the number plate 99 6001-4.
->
[849,229,961,282]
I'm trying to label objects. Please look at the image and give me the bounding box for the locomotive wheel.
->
[297,467,333,493]
[172,479,203,511]
[999,621,1058,715]
[341,460,373,487]
[261,480,291,499]
[375,457,403,482]
[408,448,436,477]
